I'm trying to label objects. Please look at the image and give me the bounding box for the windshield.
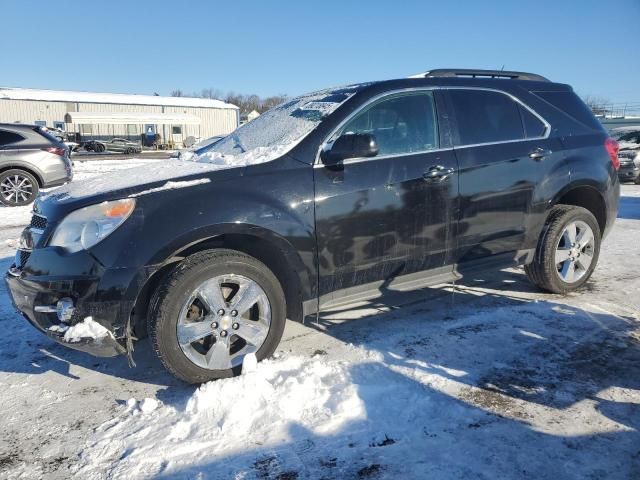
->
[194,85,362,166]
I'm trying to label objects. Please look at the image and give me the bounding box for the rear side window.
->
[520,106,547,138]
[448,90,524,145]
[533,91,602,131]
[0,130,24,146]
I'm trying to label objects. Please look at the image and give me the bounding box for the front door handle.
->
[423,165,454,182]
[529,147,553,160]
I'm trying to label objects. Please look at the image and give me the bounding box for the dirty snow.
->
[0,159,639,479]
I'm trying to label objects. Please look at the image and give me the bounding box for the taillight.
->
[605,138,620,170]
[43,146,67,157]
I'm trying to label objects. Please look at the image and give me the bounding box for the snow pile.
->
[129,178,210,197]
[74,353,371,478]
[194,142,297,166]
[62,317,111,343]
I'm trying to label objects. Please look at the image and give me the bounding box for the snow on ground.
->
[0,161,639,479]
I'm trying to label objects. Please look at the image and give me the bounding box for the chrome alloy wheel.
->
[177,274,271,370]
[554,220,595,284]
[0,174,34,204]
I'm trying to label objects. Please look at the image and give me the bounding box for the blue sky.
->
[2,0,638,106]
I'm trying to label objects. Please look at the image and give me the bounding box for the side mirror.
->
[321,133,379,165]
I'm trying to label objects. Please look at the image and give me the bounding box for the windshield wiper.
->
[231,133,246,153]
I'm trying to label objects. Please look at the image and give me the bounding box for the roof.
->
[64,112,201,125]
[0,87,238,110]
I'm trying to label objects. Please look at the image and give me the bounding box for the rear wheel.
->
[149,249,286,383]
[95,143,105,153]
[0,169,39,206]
[525,205,601,294]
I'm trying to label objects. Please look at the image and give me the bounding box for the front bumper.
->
[4,247,141,358]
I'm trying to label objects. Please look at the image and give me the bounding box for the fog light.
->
[56,297,75,323]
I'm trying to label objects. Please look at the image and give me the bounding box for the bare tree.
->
[170,88,289,114]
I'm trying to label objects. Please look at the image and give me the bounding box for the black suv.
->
[5,69,620,383]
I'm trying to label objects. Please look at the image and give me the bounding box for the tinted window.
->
[0,130,24,146]
[340,91,438,156]
[520,105,547,138]
[533,91,603,131]
[449,90,524,145]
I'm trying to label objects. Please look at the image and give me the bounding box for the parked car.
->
[610,127,640,184]
[0,123,73,206]
[84,138,142,154]
[44,127,80,155]
[5,69,620,383]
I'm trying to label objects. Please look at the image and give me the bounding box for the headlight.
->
[49,198,135,252]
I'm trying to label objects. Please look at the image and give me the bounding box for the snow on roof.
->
[0,86,238,110]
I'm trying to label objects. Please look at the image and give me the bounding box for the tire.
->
[125,147,133,154]
[0,169,40,207]
[525,205,601,294]
[95,143,105,153]
[148,249,286,383]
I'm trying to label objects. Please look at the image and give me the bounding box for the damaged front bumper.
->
[4,247,141,358]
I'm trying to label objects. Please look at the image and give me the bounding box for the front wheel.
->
[148,249,286,383]
[525,205,601,294]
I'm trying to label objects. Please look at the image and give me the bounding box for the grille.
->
[30,214,47,230]
[15,249,31,268]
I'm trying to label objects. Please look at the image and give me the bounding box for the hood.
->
[35,160,244,217]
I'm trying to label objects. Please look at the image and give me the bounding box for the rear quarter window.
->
[533,91,603,131]
[0,130,25,146]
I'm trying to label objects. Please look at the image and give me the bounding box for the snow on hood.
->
[39,160,231,203]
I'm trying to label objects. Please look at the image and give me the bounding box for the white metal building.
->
[0,87,239,147]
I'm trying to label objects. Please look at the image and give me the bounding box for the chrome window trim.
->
[312,146,454,168]
[313,86,552,166]
[445,86,551,146]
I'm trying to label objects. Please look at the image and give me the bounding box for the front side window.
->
[339,91,438,156]
[449,90,524,145]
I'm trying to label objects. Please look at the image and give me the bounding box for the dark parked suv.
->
[5,69,620,383]
[0,123,73,206]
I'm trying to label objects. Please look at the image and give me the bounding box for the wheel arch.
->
[129,227,311,339]
[0,164,44,187]
[551,182,607,235]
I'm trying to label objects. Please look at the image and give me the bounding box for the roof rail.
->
[410,69,550,82]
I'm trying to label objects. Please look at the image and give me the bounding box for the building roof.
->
[0,87,238,110]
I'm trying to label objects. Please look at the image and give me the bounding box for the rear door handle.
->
[423,165,454,182]
[529,148,553,160]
